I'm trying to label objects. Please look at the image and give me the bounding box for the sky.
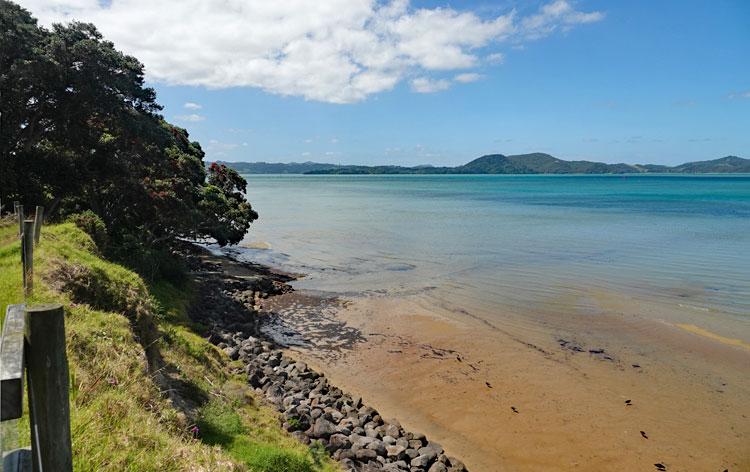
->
[18,0,750,166]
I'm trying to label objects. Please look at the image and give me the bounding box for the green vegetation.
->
[0,221,338,472]
[220,154,750,175]
[0,0,257,278]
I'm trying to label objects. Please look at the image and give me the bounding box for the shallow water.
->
[226,173,750,470]
[234,174,750,342]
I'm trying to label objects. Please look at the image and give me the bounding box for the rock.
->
[224,345,240,360]
[327,433,351,452]
[382,435,397,445]
[291,431,309,445]
[247,372,265,388]
[404,449,419,461]
[361,462,383,471]
[355,448,379,461]
[418,446,440,461]
[411,453,436,468]
[447,457,464,468]
[409,439,424,449]
[423,441,444,455]
[384,423,401,438]
[382,464,406,472]
[311,417,337,438]
[386,444,407,458]
[366,438,387,456]
[266,384,285,405]
[428,463,447,472]
[446,456,466,472]
[351,435,377,449]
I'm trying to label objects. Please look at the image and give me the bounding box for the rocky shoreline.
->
[185,245,469,472]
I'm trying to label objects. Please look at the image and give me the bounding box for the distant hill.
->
[217,154,749,175]
[458,153,641,174]
[215,161,342,174]
[670,155,750,173]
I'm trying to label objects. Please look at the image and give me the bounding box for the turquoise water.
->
[233,174,750,332]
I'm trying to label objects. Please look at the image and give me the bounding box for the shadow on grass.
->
[197,400,316,472]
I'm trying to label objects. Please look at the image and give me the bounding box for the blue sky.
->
[24,0,750,165]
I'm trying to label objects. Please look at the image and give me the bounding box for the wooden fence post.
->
[1,305,26,421]
[25,304,73,472]
[33,206,44,246]
[22,220,34,297]
[16,204,24,237]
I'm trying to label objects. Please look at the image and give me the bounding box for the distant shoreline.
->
[215,153,749,175]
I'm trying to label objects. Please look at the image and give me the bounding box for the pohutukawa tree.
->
[0,1,258,274]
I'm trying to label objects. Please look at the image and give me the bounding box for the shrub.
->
[66,211,108,251]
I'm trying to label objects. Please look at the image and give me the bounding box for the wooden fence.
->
[0,205,73,472]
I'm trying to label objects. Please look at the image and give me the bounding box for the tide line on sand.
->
[675,323,750,351]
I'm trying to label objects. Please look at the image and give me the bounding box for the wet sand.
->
[261,289,750,471]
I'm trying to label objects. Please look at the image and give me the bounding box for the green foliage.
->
[201,163,259,245]
[1,223,340,471]
[198,400,317,472]
[0,1,258,279]
[66,210,108,250]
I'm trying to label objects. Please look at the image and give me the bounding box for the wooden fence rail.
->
[1,206,73,472]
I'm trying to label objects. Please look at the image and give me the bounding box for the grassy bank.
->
[0,220,338,472]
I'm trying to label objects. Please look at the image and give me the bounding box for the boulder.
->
[327,433,351,452]
[384,423,401,438]
[411,453,436,468]
[365,438,387,456]
[311,418,337,438]
[417,447,438,462]
[355,448,379,461]
[386,444,407,459]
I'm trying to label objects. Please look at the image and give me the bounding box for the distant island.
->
[217,154,750,175]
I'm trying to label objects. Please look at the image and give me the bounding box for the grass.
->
[0,221,339,472]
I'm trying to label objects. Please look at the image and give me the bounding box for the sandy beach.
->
[259,287,750,471]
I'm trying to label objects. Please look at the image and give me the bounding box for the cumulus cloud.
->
[174,113,205,122]
[411,77,451,93]
[183,102,202,110]
[454,73,483,83]
[20,0,604,103]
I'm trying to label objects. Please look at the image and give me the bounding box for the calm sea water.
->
[231,174,750,332]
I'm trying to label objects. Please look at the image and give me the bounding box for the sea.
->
[228,174,750,341]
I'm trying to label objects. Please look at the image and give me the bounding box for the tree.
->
[1,1,258,275]
[202,163,259,245]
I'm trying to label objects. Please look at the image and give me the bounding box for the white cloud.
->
[174,113,205,122]
[520,0,604,40]
[486,52,505,64]
[411,77,451,93]
[330,138,339,144]
[728,90,750,99]
[20,0,603,103]
[183,102,202,110]
[204,139,239,157]
[454,73,483,83]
